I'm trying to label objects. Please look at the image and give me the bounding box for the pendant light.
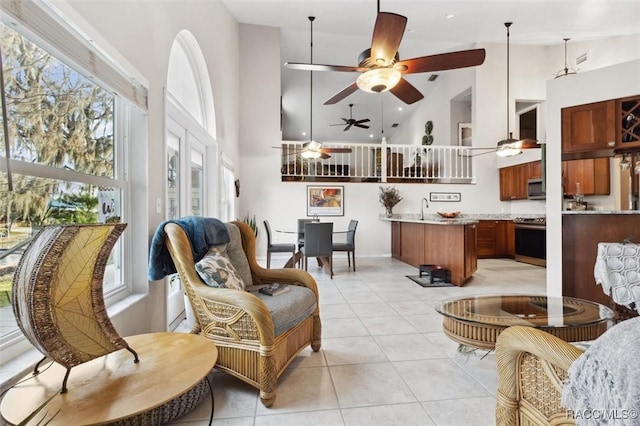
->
[554,38,577,79]
[495,22,538,157]
[301,16,322,159]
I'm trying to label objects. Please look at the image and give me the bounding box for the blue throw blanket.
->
[148,216,229,281]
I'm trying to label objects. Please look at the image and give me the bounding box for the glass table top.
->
[435,294,614,329]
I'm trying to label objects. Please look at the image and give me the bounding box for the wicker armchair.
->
[495,326,583,425]
[163,220,321,407]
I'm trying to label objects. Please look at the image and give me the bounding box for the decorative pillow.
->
[195,244,245,290]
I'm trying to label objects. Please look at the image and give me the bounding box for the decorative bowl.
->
[437,211,460,219]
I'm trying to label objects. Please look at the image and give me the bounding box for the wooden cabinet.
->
[391,221,401,259]
[616,95,640,151]
[499,161,542,201]
[477,220,515,258]
[528,161,542,179]
[390,220,477,286]
[477,220,497,257]
[464,224,477,279]
[563,213,640,306]
[562,100,616,155]
[562,157,610,196]
[499,164,528,200]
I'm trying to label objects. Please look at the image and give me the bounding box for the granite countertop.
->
[562,210,640,215]
[379,213,546,224]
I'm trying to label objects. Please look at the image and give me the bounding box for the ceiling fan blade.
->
[344,123,353,131]
[370,12,407,66]
[320,153,331,160]
[284,62,363,73]
[396,48,486,74]
[355,118,371,124]
[324,82,359,105]
[389,77,424,104]
[354,123,370,129]
[323,148,353,153]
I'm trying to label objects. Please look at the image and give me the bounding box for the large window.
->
[0,21,131,357]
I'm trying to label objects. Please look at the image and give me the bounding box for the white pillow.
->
[195,244,245,290]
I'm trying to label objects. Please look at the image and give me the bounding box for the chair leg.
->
[347,251,351,268]
[329,255,333,279]
[352,250,356,272]
[266,251,271,269]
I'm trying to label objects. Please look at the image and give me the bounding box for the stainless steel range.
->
[513,217,546,267]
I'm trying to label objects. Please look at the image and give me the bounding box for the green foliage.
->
[48,192,99,224]
[242,212,258,237]
[421,120,434,146]
[0,23,114,226]
[378,186,403,209]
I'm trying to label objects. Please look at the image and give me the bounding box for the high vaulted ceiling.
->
[222,0,640,144]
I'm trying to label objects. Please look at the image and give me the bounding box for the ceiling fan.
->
[274,16,353,160]
[330,103,370,131]
[275,141,352,160]
[284,2,486,105]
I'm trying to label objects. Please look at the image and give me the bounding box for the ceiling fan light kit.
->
[356,67,402,93]
[284,5,486,106]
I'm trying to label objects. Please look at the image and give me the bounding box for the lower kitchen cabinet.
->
[477,220,515,259]
[390,220,477,286]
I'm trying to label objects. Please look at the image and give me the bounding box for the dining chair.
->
[263,220,296,268]
[332,219,358,271]
[301,222,333,278]
[297,218,319,267]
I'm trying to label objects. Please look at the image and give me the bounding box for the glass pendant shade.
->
[356,68,402,93]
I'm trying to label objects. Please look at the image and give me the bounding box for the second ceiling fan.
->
[330,103,370,131]
[285,4,486,105]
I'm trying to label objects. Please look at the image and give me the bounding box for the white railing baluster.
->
[278,141,476,183]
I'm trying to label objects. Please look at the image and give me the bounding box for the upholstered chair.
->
[332,219,358,271]
[301,222,333,278]
[162,220,321,407]
[263,220,295,268]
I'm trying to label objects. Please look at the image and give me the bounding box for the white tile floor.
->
[169,257,546,426]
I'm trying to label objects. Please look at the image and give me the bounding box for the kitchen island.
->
[382,215,479,286]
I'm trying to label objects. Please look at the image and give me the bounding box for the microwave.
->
[527,178,546,200]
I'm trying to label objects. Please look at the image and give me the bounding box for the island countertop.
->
[379,212,544,224]
[381,217,478,225]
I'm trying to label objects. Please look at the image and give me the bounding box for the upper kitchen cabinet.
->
[562,100,616,159]
[561,157,611,197]
[616,95,640,151]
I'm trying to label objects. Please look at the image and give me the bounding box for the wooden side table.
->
[1,332,217,425]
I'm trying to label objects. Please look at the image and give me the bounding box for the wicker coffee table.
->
[436,295,613,350]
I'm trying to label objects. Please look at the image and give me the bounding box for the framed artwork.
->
[307,185,344,216]
[430,192,461,202]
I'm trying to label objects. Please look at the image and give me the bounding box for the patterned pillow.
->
[195,244,246,290]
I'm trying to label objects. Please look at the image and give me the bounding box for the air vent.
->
[428,74,439,82]
[576,53,587,65]
[391,123,399,128]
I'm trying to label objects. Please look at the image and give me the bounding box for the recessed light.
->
[369,134,374,138]
[302,131,307,136]
[398,107,403,111]
[445,13,455,19]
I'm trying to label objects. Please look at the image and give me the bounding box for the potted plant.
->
[379,186,403,218]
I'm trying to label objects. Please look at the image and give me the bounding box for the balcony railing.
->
[280,141,477,183]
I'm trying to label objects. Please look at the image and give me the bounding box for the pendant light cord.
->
[505,22,512,140]
[309,16,315,141]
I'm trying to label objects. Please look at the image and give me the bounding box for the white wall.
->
[238,30,640,261]
[546,59,640,297]
[65,0,242,334]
